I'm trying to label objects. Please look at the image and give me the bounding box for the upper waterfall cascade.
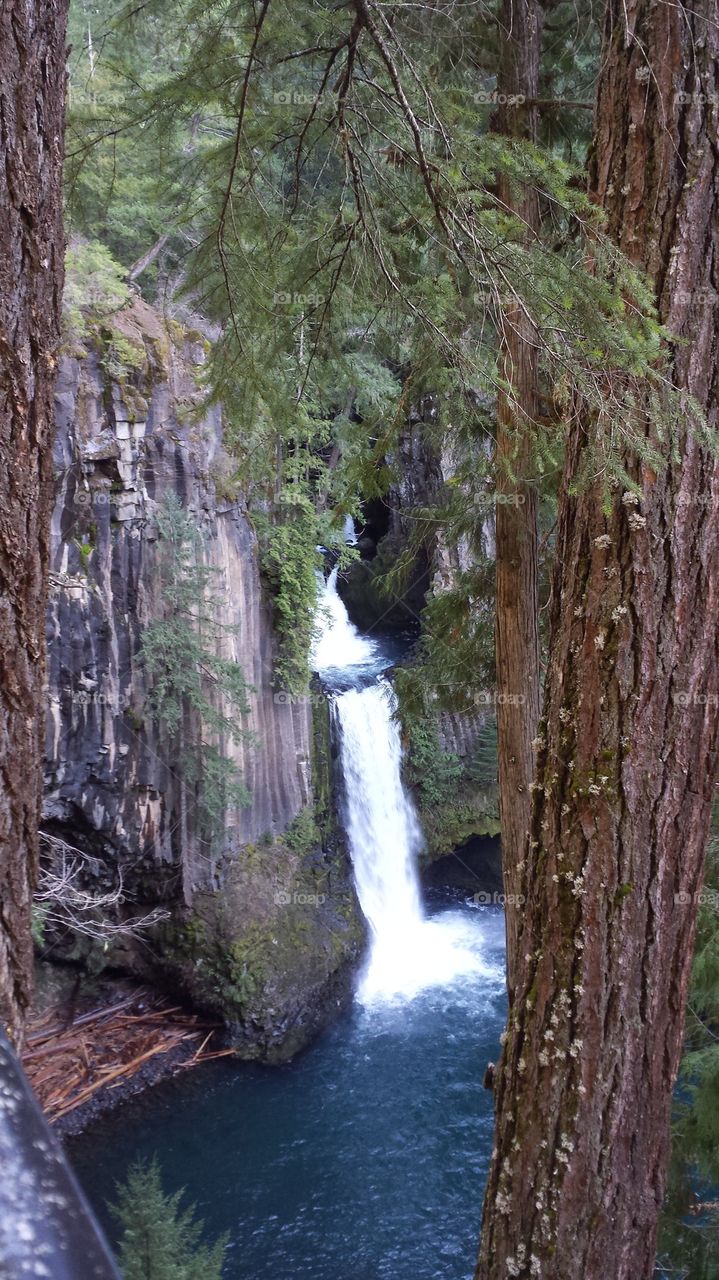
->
[311,569,482,1001]
[309,567,378,672]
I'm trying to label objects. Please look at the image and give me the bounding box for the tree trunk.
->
[494,0,543,994]
[128,233,169,283]
[476,0,719,1276]
[0,0,68,1045]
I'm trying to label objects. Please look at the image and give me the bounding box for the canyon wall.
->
[42,299,363,1060]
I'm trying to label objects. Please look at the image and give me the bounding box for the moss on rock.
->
[158,824,365,1062]
[396,694,500,862]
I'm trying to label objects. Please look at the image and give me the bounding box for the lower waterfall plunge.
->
[312,570,482,1001]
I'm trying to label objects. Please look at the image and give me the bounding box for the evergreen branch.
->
[216,0,273,353]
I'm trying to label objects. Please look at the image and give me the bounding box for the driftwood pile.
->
[22,990,235,1123]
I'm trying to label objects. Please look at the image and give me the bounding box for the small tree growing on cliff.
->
[141,495,252,845]
[110,1157,227,1280]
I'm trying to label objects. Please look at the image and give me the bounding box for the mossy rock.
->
[418,780,500,862]
[155,828,365,1063]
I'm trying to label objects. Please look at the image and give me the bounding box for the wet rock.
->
[422,834,503,897]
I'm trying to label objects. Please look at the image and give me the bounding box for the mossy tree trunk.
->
[477,0,719,1276]
[0,0,68,1044]
[494,0,543,994]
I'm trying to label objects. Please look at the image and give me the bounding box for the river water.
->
[68,567,507,1279]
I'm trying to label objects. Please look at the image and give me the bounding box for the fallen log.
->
[22,988,226,1123]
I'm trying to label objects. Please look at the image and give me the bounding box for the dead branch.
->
[37,833,170,942]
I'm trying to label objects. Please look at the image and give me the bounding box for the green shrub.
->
[101,331,147,382]
[256,491,321,696]
[284,805,321,855]
[400,714,463,810]
[63,239,130,340]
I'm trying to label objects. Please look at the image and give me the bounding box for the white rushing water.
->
[310,567,378,672]
[311,569,482,1002]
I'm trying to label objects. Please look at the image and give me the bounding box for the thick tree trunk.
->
[0,0,68,1045]
[494,0,543,993]
[476,1,719,1276]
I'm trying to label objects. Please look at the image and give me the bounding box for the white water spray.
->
[312,570,481,1002]
[310,567,378,672]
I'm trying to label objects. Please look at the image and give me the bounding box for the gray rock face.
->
[45,314,311,887]
[42,301,363,1057]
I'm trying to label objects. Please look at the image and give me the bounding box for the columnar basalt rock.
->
[42,300,363,1058]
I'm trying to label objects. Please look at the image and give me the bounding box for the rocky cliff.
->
[42,299,364,1060]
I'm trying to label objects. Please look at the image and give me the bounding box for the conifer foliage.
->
[110,1157,227,1280]
[141,495,252,838]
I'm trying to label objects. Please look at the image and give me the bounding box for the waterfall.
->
[334,679,424,933]
[310,566,378,673]
[312,570,480,1002]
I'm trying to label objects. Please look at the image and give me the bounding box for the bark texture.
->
[477,0,719,1276]
[494,0,543,993]
[0,0,68,1044]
